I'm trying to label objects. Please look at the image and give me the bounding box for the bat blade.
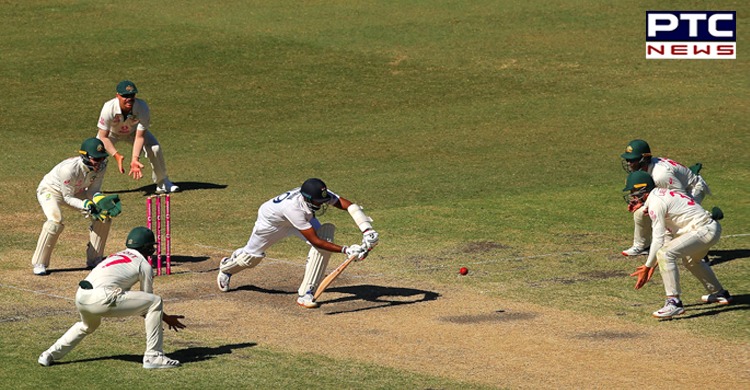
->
[313,255,357,300]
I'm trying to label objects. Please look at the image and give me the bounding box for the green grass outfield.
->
[1,1,748,388]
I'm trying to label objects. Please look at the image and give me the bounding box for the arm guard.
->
[347,204,373,232]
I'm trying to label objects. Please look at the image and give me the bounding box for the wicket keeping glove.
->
[94,193,122,218]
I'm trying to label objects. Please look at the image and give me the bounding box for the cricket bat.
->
[313,254,357,300]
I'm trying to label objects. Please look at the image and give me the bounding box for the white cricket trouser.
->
[242,218,322,256]
[108,130,169,185]
[44,287,165,360]
[37,189,77,223]
[657,221,723,297]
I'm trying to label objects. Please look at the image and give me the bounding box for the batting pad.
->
[220,250,263,275]
[299,223,335,296]
[31,220,64,267]
[87,219,111,266]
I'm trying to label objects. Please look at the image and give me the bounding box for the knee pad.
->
[32,221,65,267]
[220,251,263,275]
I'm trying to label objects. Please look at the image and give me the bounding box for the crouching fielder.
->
[217,178,379,308]
[38,227,186,369]
[625,171,732,319]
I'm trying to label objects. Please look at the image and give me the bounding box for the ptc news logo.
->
[646,11,736,59]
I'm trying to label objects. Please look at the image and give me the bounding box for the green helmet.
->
[620,139,651,160]
[125,227,156,256]
[80,138,108,159]
[623,171,655,204]
[79,138,108,172]
[620,139,652,173]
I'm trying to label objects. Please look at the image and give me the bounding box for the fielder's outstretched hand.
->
[630,265,655,290]
[163,314,186,332]
[129,160,144,179]
[113,152,125,173]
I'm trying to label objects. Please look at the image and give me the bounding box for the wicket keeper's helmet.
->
[623,170,655,204]
[79,138,108,172]
[621,139,652,172]
[126,226,157,257]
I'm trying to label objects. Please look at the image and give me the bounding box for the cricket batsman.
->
[216,178,379,308]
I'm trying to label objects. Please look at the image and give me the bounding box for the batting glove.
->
[362,229,379,250]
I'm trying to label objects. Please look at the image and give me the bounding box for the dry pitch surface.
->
[4,247,748,389]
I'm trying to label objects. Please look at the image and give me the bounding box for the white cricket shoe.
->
[652,298,685,319]
[217,264,231,292]
[622,245,649,256]
[38,351,53,367]
[155,179,180,194]
[143,352,181,369]
[701,290,732,305]
[33,264,48,276]
[296,292,319,309]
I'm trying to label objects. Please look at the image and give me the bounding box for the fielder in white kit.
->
[32,138,118,275]
[620,139,711,256]
[96,80,179,194]
[625,171,732,319]
[38,227,185,369]
[217,178,379,308]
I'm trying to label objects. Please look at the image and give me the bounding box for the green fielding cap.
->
[116,80,138,95]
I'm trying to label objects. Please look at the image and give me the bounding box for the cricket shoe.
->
[38,351,53,367]
[652,298,685,319]
[622,245,649,257]
[143,352,181,369]
[155,179,180,194]
[296,292,319,309]
[33,264,48,276]
[701,290,732,305]
[217,265,231,292]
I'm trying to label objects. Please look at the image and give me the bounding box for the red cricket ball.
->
[459,267,468,275]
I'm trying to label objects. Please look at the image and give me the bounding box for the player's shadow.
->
[319,285,440,315]
[235,285,295,296]
[668,294,750,321]
[707,249,750,266]
[104,181,227,196]
[169,255,210,264]
[56,342,256,366]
